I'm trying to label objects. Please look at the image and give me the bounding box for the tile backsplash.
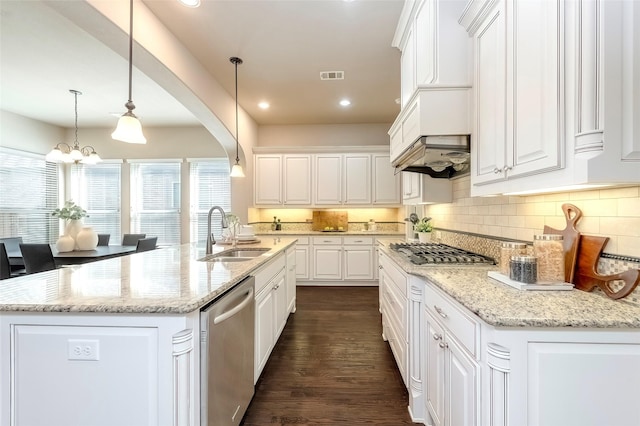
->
[421,177,639,258]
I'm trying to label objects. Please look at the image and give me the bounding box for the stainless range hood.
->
[392,135,471,179]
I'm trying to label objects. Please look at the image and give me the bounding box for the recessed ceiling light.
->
[258,102,270,110]
[178,0,200,7]
[339,99,351,107]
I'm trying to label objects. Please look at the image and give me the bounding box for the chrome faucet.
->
[206,206,229,254]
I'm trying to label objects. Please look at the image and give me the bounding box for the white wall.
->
[258,123,392,147]
[0,110,64,153]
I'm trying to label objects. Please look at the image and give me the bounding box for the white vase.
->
[55,234,75,252]
[65,219,83,241]
[76,226,98,250]
[418,232,432,243]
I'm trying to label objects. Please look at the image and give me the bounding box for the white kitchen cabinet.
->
[463,0,563,194]
[313,154,371,205]
[253,253,288,383]
[254,155,282,205]
[294,237,310,281]
[461,0,640,195]
[402,172,452,205]
[311,237,342,281]
[254,154,311,206]
[343,237,374,281]
[285,246,297,314]
[379,251,409,386]
[372,154,401,205]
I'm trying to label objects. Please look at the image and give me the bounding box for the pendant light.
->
[229,56,245,178]
[111,0,147,144]
[46,90,102,164]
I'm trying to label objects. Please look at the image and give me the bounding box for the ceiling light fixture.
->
[229,56,245,178]
[178,0,201,7]
[340,99,351,107]
[46,90,102,165]
[111,0,147,144]
[258,101,270,110]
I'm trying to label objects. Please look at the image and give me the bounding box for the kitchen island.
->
[377,239,640,426]
[0,237,297,426]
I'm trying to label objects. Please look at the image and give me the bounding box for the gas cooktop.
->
[389,242,495,265]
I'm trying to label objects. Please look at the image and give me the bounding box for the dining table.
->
[8,245,139,267]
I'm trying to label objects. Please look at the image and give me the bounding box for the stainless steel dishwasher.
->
[201,276,255,426]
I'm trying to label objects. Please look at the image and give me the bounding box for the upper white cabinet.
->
[254,148,400,207]
[314,154,371,205]
[402,172,453,205]
[254,154,311,206]
[389,0,472,164]
[372,154,401,205]
[461,0,640,195]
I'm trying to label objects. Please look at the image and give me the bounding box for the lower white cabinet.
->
[294,237,310,280]
[254,252,289,383]
[309,236,376,284]
[286,246,297,313]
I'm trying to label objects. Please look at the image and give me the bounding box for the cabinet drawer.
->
[295,236,310,245]
[313,236,342,245]
[382,276,407,336]
[254,253,286,295]
[343,236,373,245]
[424,283,479,357]
[379,253,407,297]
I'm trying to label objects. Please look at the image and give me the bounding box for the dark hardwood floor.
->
[241,286,414,425]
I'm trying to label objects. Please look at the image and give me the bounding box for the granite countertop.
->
[258,230,404,236]
[0,237,297,315]
[377,239,640,329]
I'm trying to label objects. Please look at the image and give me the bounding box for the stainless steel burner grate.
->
[389,243,495,265]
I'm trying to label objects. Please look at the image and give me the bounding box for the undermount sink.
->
[198,248,270,262]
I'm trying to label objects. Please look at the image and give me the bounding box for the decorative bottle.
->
[271,216,277,231]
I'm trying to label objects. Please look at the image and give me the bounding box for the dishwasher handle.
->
[213,287,255,325]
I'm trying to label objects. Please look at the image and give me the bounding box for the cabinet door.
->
[283,155,312,205]
[472,0,507,186]
[343,154,371,204]
[272,271,288,340]
[426,311,446,426]
[255,287,275,382]
[312,246,342,280]
[295,245,310,280]
[254,155,282,205]
[313,154,342,205]
[402,172,421,204]
[507,0,563,179]
[446,338,478,426]
[400,26,415,108]
[343,245,374,280]
[372,154,401,205]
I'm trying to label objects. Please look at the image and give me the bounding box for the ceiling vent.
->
[320,71,344,81]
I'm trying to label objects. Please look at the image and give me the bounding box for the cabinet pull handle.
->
[354,240,363,243]
[438,341,448,349]
[378,265,383,269]
[323,240,332,243]
[493,167,502,174]
[502,165,513,172]
[432,333,442,341]
[434,305,448,318]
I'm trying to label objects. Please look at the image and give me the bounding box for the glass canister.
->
[509,255,538,284]
[533,234,565,283]
[500,242,528,275]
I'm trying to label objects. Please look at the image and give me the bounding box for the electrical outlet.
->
[435,231,442,240]
[67,339,99,361]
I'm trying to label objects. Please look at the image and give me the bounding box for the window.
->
[130,161,181,245]
[189,159,231,243]
[70,162,122,240]
[0,148,59,242]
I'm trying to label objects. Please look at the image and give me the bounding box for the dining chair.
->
[0,237,23,253]
[122,233,146,246]
[97,234,110,246]
[135,237,158,253]
[0,243,13,280]
[19,244,57,274]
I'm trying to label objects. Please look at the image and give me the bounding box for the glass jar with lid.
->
[533,234,565,283]
[509,255,538,284]
[500,242,528,275]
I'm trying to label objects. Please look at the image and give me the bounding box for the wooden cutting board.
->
[312,211,348,231]
[574,235,640,300]
[543,203,583,283]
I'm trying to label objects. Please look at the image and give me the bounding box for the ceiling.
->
[0,0,403,130]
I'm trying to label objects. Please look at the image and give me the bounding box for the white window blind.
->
[0,148,59,242]
[70,162,122,241]
[189,159,231,243]
[130,161,181,245]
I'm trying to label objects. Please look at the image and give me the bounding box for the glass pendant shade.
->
[69,147,84,161]
[45,147,64,162]
[111,113,147,144]
[230,163,245,178]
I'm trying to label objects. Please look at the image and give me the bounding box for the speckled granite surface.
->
[0,238,297,314]
[377,239,640,329]
[257,230,405,236]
